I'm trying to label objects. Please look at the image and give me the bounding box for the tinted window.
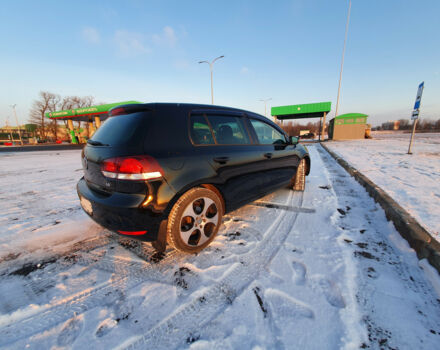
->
[90,112,147,146]
[190,115,215,145]
[207,115,250,145]
[250,119,286,145]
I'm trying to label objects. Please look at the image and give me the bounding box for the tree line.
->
[276,120,324,137]
[28,91,96,140]
[373,118,440,131]
[279,118,440,134]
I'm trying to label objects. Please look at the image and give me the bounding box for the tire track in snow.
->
[121,190,304,350]
[0,243,182,346]
[0,234,112,276]
[0,208,270,345]
[0,185,301,346]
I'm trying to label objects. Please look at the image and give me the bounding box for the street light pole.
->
[335,0,352,118]
[259,98,272,117]
[199,55,224,104]
[10,104,23,145]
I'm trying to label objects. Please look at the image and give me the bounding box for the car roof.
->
[113,102,281,133]
[129,102,271,122]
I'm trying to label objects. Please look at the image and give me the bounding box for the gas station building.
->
[327,113,369,140]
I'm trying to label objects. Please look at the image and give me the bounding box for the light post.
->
[10,104,23,145]
[335,0,352,118]
[199,55,224,104]
[259,98,272,118]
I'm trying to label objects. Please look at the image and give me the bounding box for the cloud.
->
[240,66,250,75]
[82,27,100,44]
[114,30,150,56]
[152,26,177,47]
[111,26,177,57]
[173,59,190,70]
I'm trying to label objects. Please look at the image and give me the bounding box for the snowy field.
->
[326,132,440,242]
[0,146,440,349]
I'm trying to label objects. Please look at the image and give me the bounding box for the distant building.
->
[0,125,32,143]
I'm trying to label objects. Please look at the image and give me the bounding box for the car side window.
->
[190,115,215,145]
[206,115,251,145]
[249,119,286,145]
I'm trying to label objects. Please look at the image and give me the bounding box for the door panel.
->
[203,114,268,206]
[188,112,276,208]
[207,145,270,206]
[247,118,300,186]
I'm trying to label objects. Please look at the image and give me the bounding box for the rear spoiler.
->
[109,104,152,117]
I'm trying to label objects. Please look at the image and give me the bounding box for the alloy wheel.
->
[179,197,219,247]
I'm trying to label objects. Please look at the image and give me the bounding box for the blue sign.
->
[412,82,424,120]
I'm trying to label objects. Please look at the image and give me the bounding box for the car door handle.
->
[213,157,230,164]
[264,153,273,159]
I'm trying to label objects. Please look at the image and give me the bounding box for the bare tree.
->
[398,119,410,130]
[58,96,76,129]
[64,95,94,109]
[49,94,61,140]
[29,91,60,140]
[80,95,94,108]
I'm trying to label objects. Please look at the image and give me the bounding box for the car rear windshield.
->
[90,112,148,147]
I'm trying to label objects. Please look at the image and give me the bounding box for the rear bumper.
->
[77,177,165,241]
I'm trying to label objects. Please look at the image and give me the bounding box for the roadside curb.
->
[321,143,440,273]
[0,144,84,153]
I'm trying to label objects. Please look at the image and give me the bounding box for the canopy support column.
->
[67,119,78,144]
[88,118,95,138]
[319,117,322,141]
[94,116,101,128]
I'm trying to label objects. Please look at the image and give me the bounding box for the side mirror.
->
[290,136,299,145]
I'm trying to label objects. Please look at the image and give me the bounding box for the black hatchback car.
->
[77,103,310,253]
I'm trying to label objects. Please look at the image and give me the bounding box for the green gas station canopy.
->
[271,102,331,120]
[45,101,141,120]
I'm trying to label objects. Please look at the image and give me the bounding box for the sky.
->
[0,0,439,127]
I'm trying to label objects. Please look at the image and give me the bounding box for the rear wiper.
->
[87,140,109,146]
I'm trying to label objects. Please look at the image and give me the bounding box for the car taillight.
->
[101,156,163,181]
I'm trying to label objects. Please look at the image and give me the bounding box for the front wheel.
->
[167,187,223,253]
[291,158,306,191]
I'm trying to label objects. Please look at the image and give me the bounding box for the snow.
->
[0,150,104,263]
[0,145,439,349]
[326,132,440,241]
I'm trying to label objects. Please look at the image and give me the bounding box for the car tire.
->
[167,187,223,253]
[291,158,306,191]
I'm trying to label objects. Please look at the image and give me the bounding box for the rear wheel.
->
[291,158,306,191]
[167,187,223,253]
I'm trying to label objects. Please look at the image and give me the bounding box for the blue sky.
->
[0,0,439,127]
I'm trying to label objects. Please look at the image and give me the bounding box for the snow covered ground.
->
[326,132,440,242]
[0,145,440,349]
